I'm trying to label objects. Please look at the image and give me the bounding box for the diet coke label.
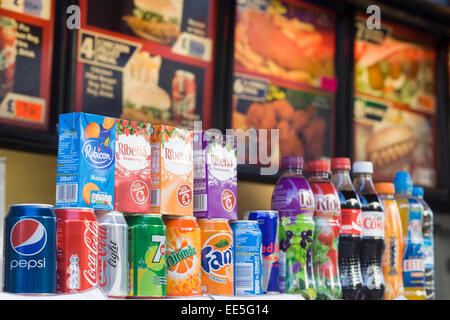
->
[83,218,99,287]
[362,211,384,238]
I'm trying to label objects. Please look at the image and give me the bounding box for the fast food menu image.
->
[75,0,216,129]
[353,17,437,187]
[234,0,336,90]
[0,0,55,129]
[232,74,333,166]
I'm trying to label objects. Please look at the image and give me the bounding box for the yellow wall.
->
[0,148,57,213]
[0,148,275,217]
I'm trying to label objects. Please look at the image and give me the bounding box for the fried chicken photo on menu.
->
[123,0,181,45]
[244,100,326,160]
[235,7,334,84]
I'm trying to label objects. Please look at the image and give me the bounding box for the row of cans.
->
[3,204,280,297]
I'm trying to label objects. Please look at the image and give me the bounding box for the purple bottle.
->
[271,156,316,299]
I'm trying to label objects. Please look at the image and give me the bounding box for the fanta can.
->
[230,220,263,296]
[198,219,233,295]
[164,216,201,296]
[246,210,280,294]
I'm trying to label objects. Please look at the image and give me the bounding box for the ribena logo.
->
[165,148,192,161]
[118,142,149,158]
[209,154,234,168]
[82,140,114,169]
[221,189,236,212]
[177,184,192,207]
[131,180,150,205]
[315,194,340,213]
[300,190,314,209]
[200,234,233,281]
[83,219,98,287]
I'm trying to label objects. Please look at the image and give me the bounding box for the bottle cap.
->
[352,161,373,174]
[308,160,329,172]
[412,186,424,197]
[393,171,413,193]
[331,158,351,170]
[282,156,304,170]
[374,182,395,195]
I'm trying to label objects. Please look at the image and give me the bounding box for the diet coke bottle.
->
[331,158,364,300]
[352,161,385,300]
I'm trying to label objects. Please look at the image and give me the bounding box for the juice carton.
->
[56,112,116,210]
[151,125,194,216]
[114,119,152,213]
[193,132,238,220]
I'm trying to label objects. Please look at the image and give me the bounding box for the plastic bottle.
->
[412,186,435,300]
[374,182,405,300]
[393,172,426,300]
[352,161,385,300]
[330,158,364,300]
[271,156,316,299]
[308,160,342,300]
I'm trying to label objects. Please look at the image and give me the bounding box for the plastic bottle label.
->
[362,211,384,238]
[340,209,362,235]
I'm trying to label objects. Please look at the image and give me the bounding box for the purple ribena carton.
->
[193,131,238,220]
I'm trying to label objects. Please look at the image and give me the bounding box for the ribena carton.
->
[151,125,194,216]
[193,132,238,220]
[56,113,116,210]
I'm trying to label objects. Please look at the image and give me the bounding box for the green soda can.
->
[126,214,167,298]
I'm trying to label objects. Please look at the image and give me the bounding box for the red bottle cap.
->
[308,160,329,172]
[331,158,351,170]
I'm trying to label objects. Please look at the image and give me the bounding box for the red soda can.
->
[55,208,99,293]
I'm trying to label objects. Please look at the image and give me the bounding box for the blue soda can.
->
[3,204,56,294]
[230,220,262,296]
[247,210,280,293]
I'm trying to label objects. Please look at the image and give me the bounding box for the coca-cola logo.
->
[98,225,108,288]
[221,189,236,212]
[131,180,150,205]
[83,219,99,287]
[177,184,192,207]
[315,194,340,213]
[300,190,314,209]
[362,211,384,238]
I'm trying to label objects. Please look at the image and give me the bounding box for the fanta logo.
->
[201,234,233,280]
[82,140,114,169]
[165,148,191,162]
[10,219,47,256]
[167,245,197,270]
[300,190,315,209]
[209,154,234,168]
[177,184,192,207]
[221,189,236,212]
[315,194,340,213]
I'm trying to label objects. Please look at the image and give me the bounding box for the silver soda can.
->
[96,211,128,298]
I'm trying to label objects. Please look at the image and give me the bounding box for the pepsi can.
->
[247,210,280,293]
[230,220,262,296]
[96,210,128,298]
[3,204,56,294]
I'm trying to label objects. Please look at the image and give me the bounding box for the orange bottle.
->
[151,125,194,216]
[164,216,201,297]
[374,182,405,300]
[198,219,234,295]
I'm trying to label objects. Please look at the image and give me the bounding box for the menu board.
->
[0,0,55,130]
[353,16,437,187]
[75,0,217,129]
[232,0,336,167]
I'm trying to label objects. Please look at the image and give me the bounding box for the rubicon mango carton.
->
[114,119,152,213]
[56,113,116,210]
[193,132,238,220]
[151,125,194,216]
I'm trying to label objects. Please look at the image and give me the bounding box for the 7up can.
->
[125,214,167,298]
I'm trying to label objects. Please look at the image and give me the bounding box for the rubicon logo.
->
[82,140,114,169]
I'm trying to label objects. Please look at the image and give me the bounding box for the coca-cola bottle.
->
[352,161,385,300]
[330,158,364,300]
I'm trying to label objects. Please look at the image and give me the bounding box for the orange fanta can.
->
[375,182,405,300]
[164,216,201,296]
[151,125,194,216]
[198,219,234,295]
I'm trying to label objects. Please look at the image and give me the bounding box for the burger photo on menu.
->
[123,0,183,45]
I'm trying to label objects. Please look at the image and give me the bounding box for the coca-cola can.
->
[96,210,128,298]
[55,208,99,293]
[172,70,197,125]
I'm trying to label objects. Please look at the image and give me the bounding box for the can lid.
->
[308,160,329,172]
[282,156,303,170]
[331,158,351,170]
[10,204,54,208]
[352,161,373,174]
[164,215,197,220]
[374,182,395,195]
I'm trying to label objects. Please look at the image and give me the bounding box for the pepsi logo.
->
[10,219,47,256]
